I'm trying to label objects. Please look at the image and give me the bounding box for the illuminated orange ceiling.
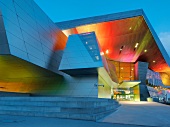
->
[62,16,170,74]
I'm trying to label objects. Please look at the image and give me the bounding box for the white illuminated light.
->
[86,42,88,44]
[95,56,99,60]
[135,43,139,48]
[129,27,132,30]
[120,45,125,51]
[106,50,109,54]
[153,61,156,63]
[144,49,147,52]
[100,52,104,56]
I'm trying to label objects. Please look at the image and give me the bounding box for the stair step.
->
[0,101,117,108]
[0,97,120,121]
[0,105,60,112]
[0,104,118,114]
[0,109,117,121]
[0,97,117,102]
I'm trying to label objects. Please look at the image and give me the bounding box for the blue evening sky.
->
[34,0,170,55]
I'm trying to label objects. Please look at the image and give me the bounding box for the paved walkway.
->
[0,115,152,127]
[99,101,170,127]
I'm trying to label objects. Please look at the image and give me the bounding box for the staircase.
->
[0,97,120,121]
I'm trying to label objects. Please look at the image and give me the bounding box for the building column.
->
[135,61,150,101]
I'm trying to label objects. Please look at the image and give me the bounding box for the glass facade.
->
[146,69,164,86]
[113,88,135,101]
[108,60,135,83]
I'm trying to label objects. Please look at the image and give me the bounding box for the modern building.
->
[0,0,169,101]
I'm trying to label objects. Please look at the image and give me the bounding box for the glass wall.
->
[146,69,163,86]
[113,88,134,101]
[109,60,135,83]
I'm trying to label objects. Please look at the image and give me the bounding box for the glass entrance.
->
[113,88,136,101]
[116,94,134,101]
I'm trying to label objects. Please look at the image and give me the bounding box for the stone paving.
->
[0,115,154,127]
[99,101,170,127]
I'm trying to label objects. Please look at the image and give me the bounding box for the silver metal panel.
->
[0,0,98,97]
[0,0,67,74]
[14,0,35,20]
[28,54,46,68]
[0,31,8,45]
[18,17,39,40]
[59,32,103,75]
[9,45,29,61]
[0,44,10,54]
[0,2,19,27]
[22,31,42,51]
[14,3,37,29]
[0,12,10,54]
[6,31,26,51]
[0,0,16,13]
[25,43,44,61]
[3,17,23,40]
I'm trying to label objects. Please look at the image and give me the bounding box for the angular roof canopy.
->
[56,9,170,75]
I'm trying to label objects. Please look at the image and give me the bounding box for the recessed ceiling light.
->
[106,50,109,54]
[95,56,99,60]
[135,43,139,48]
[120,45,124,51]
[144,49,147,52]
[100,52,104,56]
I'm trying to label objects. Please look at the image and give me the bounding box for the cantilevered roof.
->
[56,9,170,76]
[56,9,145,30]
